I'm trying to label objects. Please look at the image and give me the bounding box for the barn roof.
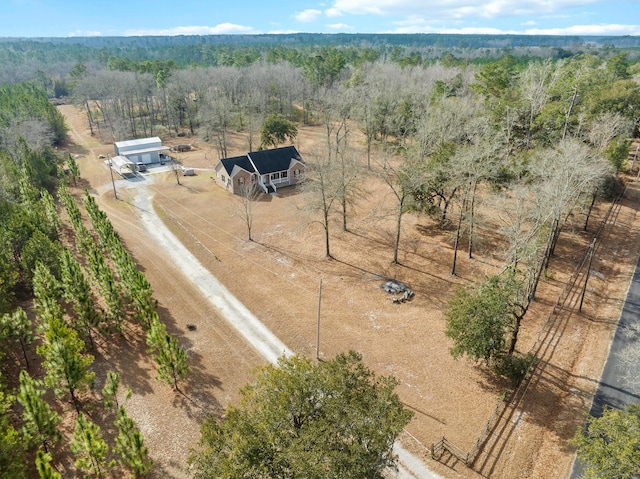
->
[114,137,162,149]
[119,145,170,156]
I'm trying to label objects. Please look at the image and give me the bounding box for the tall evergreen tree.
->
[71,413,113,478]
[66,154,80,186]
[0,388,26,479]
[146,314,189,390]
[35,450,61,479]
[17,370,61,452]
[37,317,95,413]
[114,406,154,477]
[1,306,33,370]
[59,248,102,344]
[32,260,63,324]
[102,371,120,409]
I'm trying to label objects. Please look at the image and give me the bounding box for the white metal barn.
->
[113,137,169,165]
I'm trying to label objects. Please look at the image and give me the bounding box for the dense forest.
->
[1,34,639,477]
[2,32,640,85]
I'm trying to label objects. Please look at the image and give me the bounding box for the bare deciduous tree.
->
[303,148,341,258]
[236,182,263,241]
[529,139,612,297]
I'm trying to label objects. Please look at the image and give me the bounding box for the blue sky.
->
[4,0,640,37]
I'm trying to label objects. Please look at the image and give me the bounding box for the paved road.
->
[570,255,640,478]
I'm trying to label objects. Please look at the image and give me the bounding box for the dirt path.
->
[132,181,293,363]
[59,105,266,478]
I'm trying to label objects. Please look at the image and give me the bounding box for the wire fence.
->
[431,187,626,471]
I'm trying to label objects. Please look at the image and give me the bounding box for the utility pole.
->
[579,238,597,312]
[108,154,118,199]
[172,152,181,185]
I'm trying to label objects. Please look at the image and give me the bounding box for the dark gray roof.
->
[248,146,303,175]
[220,155,255,175]
[220,146,304,177]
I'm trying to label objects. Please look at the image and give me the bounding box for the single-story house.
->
[214,145,305,195]
[113,137,170,165]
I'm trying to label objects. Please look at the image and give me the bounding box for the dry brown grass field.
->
[52,103,640,479]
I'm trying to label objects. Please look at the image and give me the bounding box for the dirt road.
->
[59,105,267,478]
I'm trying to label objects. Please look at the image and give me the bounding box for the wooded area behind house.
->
[1,33,640,478]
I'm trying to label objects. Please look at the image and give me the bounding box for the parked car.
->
[136,162,147,172]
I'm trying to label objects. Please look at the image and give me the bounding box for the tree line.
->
[0,83,188,475]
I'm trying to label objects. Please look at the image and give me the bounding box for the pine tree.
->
[1,306,34,370]
[146,314,189,390]
[0,388,26,479]
[71,413,114,478]
[114,406,154,477]
[40,189,62,237]
[17,370,61,452]
[102,371,119,409]
[156,333,189,391]
[59,248,103,343]
[37,317,95,413]
[145,313,166,352]
[83,191,156,327]
[85,244,124,331]
[66,154,80,186]
[32,261,63,325]
[35,449,61,479]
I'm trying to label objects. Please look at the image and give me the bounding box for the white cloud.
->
[294,9,323,22]
[325,0,640,36]
[388,18,640,36]
[268,29,303,34]
[327,23,353,30]
[68,30,103,37]
[124,24,255,36]
[328,0,599,19]
[325,7,343,17]
[525,23,640,35]
[390,22,516,34]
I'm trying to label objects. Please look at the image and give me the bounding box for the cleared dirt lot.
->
[58,104,640,478]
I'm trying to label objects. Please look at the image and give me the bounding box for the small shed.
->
[114,137,169,165]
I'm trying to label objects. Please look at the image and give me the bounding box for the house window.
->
[221,175,226,183]
[271,172,280,180]
[238,177,245,185]
[281,171,288,178]
[294,169,300,177]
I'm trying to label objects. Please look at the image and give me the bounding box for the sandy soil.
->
[55,103,640,479]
